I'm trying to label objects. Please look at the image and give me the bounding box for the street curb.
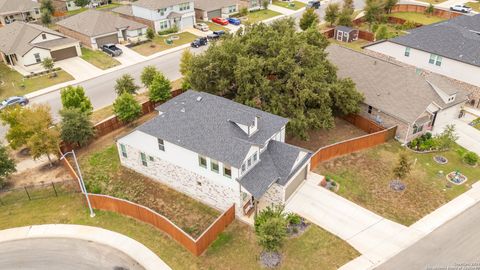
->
[0,224,171,270]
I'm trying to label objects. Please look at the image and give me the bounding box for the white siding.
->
[432,104,463,134]
[20,47,51,66]
[131,2,195,31]
[30,32,63,44]
[366,42,480,87]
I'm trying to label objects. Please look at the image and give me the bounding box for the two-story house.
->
[364,14,480,109]
[194,0,239,21]
[113,0,195,32]
[0,21,81,72]
[116,90,312,217]
[0,0,40,26]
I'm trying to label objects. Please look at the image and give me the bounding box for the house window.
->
[435,56,442,66]
[137,29,142,36]
[35,8,40,14]
[223,165,231,178]
[158,8,166,16]
[149,156,154,162]
[429,54,442,66]
[253,153,258,162]
[368,105,373,114]
[247,157,252,167]
[413,124,423,134]
[140,152,148,166]
[241,163,246,173]
[34,53,41,63]
[211,159,219,173]
[404,47,410,57]
[159,20,168,30]
[228,5,237,13]
[120,144,127,158]
[198,155,207,168]
[158,138,165,151]
[42,33,47,40]
[179,3,190,11]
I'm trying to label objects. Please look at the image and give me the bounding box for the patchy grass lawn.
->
[390,12,446,25]
[96,3,122,10]
[205,21,229,32]
[328,38,372,52]
[358,23,406,38]
[81,47,120,70]
[242,9,282,24]
[466,1,480,12]
[131,32,198,56]
[315,141,480,225]
[0,63,74,100]
[287,118,367,151]
[0,194,359,269]
[67,7,87,16]
[471,118,480,130]
[272,0,306,10]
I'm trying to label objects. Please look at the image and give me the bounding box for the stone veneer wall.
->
[259,183,284,208]
[120,144,243,215]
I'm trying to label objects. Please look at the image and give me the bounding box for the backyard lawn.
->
[0,63,74,100]
[466,1,480,12]
[81,47,120,70]
[96,3,123,10]
[241,9,282,24]
[272,0,306,10]
[67,7,87,16]
[315,141,480,225]
[131,32,198,56]
[328,38,372,52]
[390,12,446,25]
[0,194,359,269]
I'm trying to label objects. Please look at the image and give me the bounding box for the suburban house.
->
[0,0,40,26]
[364,14,480,108]
[52,0,110,12]
[334,26,358,43]
[112,0,195,32]
[0,21,81,72]
[194,0,238,21]
[239,0,271,11]
[56,10,147,49]
[327,45,469,143]
[116,90,312,217]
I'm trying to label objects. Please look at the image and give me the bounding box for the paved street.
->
[376,202,480,270]
[0,238,144,270]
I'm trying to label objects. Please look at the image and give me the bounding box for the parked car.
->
[190,37,208,48]
[0,96,29,110]
[102,44,122,57]
[207,34,220,40]
[212,17,229,25]
[213,30,225,36]
[194,22,209,32]
[450,4,472,13]
[307,0,321,9]
[227,17,241,25]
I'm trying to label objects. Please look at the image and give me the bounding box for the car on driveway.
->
[307,0,321,9]
[227,17,241,25]
[0,96,29,110]
[191,37,208,48]
[194,23,209,32]
[212,17,229,25]
[450,4,472,13]
[101,44,123,57]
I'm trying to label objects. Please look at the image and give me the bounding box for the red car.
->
[212,17,228,25]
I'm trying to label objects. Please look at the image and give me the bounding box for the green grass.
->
[0,194,359,269]
[80,47,120,70]
[242,9,282,24]
[204,21,229,32]
[471,118,480,130]
[329,38,371,52]
[272,0,306,10]
[390,12,446,25]
[95,3,122,10]
[0,63,74,100]
[316,141,480,225]
[358,23,406,39]
[466,1,480,12]
[131,32,198,56]
[66,7,88,16]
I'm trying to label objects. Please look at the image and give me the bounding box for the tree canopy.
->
[141,66,158,87]
[299,8,319,30]
[115,74,140,96]
[182,19,363,139]
[113,93,142,123]
[60,108,95,147]
[325,3,340,26]
[0,144,16,188]
[148,72,171,102]
[60,85,93,114]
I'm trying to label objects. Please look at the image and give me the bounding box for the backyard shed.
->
[334,26,358,43]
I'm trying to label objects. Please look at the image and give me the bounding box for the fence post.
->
[52,182,58,197]
[24,186,31,200]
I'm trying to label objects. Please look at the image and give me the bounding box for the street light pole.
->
[60,150,95,217]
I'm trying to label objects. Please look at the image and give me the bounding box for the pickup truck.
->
[101,44,123,57]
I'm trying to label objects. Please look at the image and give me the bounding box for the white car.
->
[194,23,209,32]
[450,5,472,13]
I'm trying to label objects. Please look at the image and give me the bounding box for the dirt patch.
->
[286,117,367,151]
[7,161,70,188]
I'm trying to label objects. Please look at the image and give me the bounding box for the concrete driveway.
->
[116,44,147,65]
[55,57,102,81]
[451,119,480,155]
[286,173,419,264]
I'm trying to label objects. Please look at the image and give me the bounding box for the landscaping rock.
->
[260,251,282,268]
[390,180,406,192]
[288,219,310,238]
[434,156,448,165]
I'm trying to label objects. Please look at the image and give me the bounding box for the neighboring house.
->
[239,0,271,11]
[194,0,238,21]
[327,45,469,143]
[364,14,480,108]
[0,22,81,70]
[334,26,358,43]
[116,90,312,217]
[0,0,40,26]
[112,0,195,32]
[56,10,147,49]
[52,0,109,12]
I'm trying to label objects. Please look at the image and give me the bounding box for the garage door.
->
[50,46,78,61]
[95,34,119,48]
[181,15,194,30]
[207,9,222,19]
[284,166,308,201]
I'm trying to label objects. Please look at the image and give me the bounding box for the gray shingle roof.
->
[0,0,39,15]
[194,0,237,11]
[380,14,480,67]
[133,0,188,10]
[136,90,289,168]
[326,45,468,123]
[112,5,133,16]
[335,26,355,33]
[238,140,311,198]
[56,9,146,37]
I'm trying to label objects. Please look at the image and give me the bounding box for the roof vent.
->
[180,108,185,113]
[373,60,377,65]
[196,96,203,102]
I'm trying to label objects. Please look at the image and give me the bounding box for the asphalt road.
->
[0,238,145,270]
[376,202,480,270]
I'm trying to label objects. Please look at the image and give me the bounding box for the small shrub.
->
[286,213,302,225]
[239,7,249,16]
[158,26,178,36]
[393,153,411,180]
[402,20,417,30]
[463,151,479,166]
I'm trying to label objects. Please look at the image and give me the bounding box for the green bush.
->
[463,151,479,166]
[254,204,288,252]
[402,20,417,30]
[286,213,302,225]
[158,26,178,36]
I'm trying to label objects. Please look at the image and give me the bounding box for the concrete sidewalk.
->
[0,224,171,270]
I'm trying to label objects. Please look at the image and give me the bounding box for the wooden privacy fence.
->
[342,114,385,133]
[391,4,463,19]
